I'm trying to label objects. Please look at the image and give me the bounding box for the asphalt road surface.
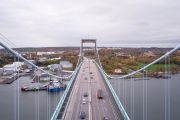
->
[62,58,123,120]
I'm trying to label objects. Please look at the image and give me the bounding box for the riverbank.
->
[0,72,31,84]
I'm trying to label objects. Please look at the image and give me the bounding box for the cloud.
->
[0,0,180,48]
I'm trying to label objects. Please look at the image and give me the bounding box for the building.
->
[143,51,156,57]
[48,64,62,72]
[114,68,122,74]
[60,61,73,69]
[3,62,24,75]
[37,52,55,56]
[50,57,61,61]
[115,52,131,59]
[0,68,3,75]
[39,57,48,62]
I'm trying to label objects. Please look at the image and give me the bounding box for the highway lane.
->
[63,58,123,120]
[89,60,123,120]
[63,59,90,120]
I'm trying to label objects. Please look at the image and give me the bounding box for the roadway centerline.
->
[88,59,92,120]
[62,59,123,120]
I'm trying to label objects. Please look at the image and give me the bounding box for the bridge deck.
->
[61,58,123,120]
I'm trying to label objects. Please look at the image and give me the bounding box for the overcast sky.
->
[0,0,180,48]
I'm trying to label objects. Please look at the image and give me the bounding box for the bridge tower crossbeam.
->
[80,39,97,60]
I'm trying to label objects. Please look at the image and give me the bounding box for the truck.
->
[97,89,103,99]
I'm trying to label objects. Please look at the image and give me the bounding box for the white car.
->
[82,101,86,104]
[82,98,86,104]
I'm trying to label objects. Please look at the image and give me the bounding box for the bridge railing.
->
[51,62,82,120]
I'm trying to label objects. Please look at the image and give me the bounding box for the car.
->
[82,98,86,104]
[79,111,86,119]
[97,89,103,99]
[82,101,86,104]
[83,93,88,97]
[103,116,110,120]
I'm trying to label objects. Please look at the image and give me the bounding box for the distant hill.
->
[0,47,179,55]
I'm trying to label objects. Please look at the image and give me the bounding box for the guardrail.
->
[51,62,82,120]
[95,61,130,120]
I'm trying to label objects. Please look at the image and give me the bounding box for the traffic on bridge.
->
[61,58,123,120]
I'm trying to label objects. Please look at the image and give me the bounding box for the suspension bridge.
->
[0,38,180,120]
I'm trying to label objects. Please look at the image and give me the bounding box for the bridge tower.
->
[80,39,97,61]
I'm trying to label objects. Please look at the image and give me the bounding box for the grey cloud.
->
[0,0,180,48]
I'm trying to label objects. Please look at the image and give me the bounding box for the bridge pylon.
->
[80,39,98,61]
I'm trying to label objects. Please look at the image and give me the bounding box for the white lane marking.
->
[88,60,92,120]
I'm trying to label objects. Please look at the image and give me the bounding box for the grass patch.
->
[138,63,178,71]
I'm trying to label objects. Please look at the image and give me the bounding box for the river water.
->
[110,74,180,120]
[0,75,180,120]
[0,76,64,120]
